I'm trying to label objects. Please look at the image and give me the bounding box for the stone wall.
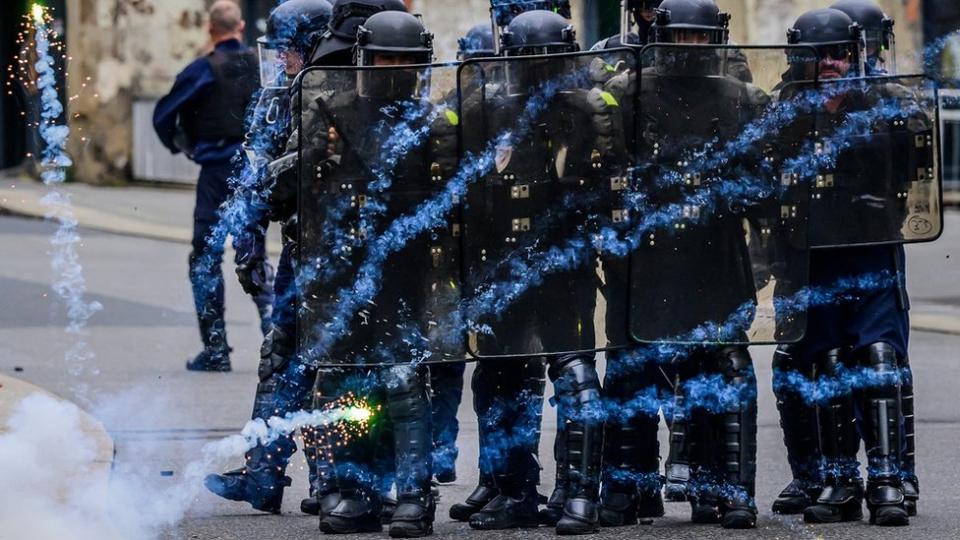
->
[65,0,212,184]
[63,0,924,184]
[412,0,588,62]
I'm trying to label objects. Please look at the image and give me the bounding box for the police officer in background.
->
[154,0,274,372]
[424,23,498,489]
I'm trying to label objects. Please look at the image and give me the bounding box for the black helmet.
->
[355,11,433,65]
[258,0,332,86]
[355,11,433,99]
[310,0,407,65]
[830,0,894,73]
[787,8,863,70]
[651,0,730,44]
[500,10,579,56]
[458,24,495,61]
[262,0,333,52]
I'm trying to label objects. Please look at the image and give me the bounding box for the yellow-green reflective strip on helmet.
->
[600,91,619,107]
[445,109,460,126]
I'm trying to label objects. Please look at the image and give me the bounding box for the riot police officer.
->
[455,10,617,535]
[203,0,410,517]
[830,0,918,516]
[772,7,918,527]
[296,11,445,537]
[629,0,763,529]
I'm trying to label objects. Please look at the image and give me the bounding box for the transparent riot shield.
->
[457,48,639,358]
[628,45,818,345]
[805,74,942,247]
[295,64,464,367]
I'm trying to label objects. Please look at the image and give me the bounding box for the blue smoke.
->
[31,8,103,401]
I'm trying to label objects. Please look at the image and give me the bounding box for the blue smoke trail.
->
[31,6,103,401]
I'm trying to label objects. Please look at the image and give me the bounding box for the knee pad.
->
[385,366,430,421]
[549,355,602,406]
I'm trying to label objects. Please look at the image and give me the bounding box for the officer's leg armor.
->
[857,343,910,526]
[714,346,758,529]
[548,354,604,535]
[299,368,342,517]
[804,348,865,524]
[321,371,385,535]
[428,361,465,483]
[899,355,919,516]
[771,345,823,514]
[599,353,663,527]
[383,365,436,537]
[468,357,547,530]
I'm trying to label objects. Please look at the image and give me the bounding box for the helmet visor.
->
[258,38,302,88]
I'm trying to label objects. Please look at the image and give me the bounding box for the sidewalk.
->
[0,172,281,255]
[0,374,114,486]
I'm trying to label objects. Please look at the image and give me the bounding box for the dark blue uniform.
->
[154,39,274,358]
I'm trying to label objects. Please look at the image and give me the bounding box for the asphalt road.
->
[1,213,959,540]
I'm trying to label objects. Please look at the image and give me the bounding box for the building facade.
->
[0,0,948,183]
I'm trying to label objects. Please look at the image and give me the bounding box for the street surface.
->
[1,211,959,539]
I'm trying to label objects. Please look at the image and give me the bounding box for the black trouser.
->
[189,162,273,350]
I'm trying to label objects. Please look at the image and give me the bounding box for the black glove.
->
[236,259,275,298]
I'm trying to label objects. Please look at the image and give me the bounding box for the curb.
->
[0,374,114,480]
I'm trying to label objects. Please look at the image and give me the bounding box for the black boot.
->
[860,344,909,527]
[688,488,721,524]
[186,347,231,371]
[468,480,540,530]
[551,356,604,535]
[450,473,498,521]
[599,391,662,525]
[772,478,822,515]
[204,443,294,513]
[384,366,435,537]
[803,476,864,523]
[540,419,568,526]
[805,349,864,524]
[771,346,823,515]
[717,347,758,530]
[320,488,384,534]
[389,493,436,538]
